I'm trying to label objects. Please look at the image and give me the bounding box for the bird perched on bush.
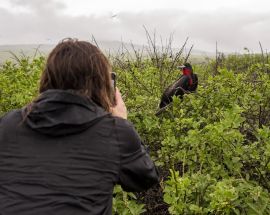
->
[159,63,198,109]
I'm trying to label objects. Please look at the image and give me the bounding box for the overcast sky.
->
[0,0,269,52]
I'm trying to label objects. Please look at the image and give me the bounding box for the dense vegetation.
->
[1,46,270,214]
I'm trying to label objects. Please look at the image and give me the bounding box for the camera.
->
[111,72,116,89]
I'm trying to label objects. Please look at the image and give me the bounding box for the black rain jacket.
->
[0,89,159,215]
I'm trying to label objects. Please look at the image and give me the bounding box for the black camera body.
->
[111,72,116,89]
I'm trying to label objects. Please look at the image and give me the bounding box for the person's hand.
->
[111,88,127,119]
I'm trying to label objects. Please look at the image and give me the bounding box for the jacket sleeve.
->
[115,118,159,192]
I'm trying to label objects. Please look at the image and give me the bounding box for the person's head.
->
[39,38,114,111]
[180,63,193,76]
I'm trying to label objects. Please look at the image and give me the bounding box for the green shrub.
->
[1,53,270,214]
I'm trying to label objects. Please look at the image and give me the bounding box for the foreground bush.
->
[1,53,270,214]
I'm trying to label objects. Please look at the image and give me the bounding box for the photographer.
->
[0,39,159,214]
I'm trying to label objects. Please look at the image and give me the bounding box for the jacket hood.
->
[24,90,110,136]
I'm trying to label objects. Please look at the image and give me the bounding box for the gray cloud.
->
[0,0,269,52]
[9,0,66,14]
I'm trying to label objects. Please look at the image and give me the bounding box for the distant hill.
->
[0,44,54,64]
[0,41,214,64]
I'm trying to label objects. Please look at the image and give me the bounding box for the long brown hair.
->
[39,38,113,111]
